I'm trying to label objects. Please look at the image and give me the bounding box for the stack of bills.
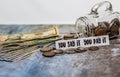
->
[0,26,60,62]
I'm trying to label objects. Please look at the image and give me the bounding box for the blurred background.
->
[0,0,119,24]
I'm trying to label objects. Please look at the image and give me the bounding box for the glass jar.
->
[75,1,120,39]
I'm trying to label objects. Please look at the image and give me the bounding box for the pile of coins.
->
[94,18,120,39]
[41,46,100,57]
[40,34,100,57]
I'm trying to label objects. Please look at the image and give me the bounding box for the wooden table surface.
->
[0,24,119,77]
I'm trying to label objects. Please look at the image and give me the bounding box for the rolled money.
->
[0,26,59,42]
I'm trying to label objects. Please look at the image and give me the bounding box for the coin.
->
[98,22,108,28]
[42,51,56,57]
[95,27,107,36]
[109,18,120,37]
[40,47,53,52]
[63,34,74,40]
[103,22,110,28]
[75,47,87,53]
[89,46,99,51]
[52,49,64,54]
[109,18,120,28]
[65,48,76,54]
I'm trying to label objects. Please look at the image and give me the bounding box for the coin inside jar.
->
[89,46,99,51]
[95,27,107,36]
[109,18,120,37]
[109,18,120,28]
[102,22,110,30]
[42,51,56,57]
[40,47,53,52]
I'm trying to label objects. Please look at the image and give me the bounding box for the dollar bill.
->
[0,36,61,53]
[0,26,59,42]
[0,42,54,62]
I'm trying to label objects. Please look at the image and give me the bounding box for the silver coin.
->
[65,48,76,54]
[75,47,87,53]
[52,49,64,54]
[40,47,53,52]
